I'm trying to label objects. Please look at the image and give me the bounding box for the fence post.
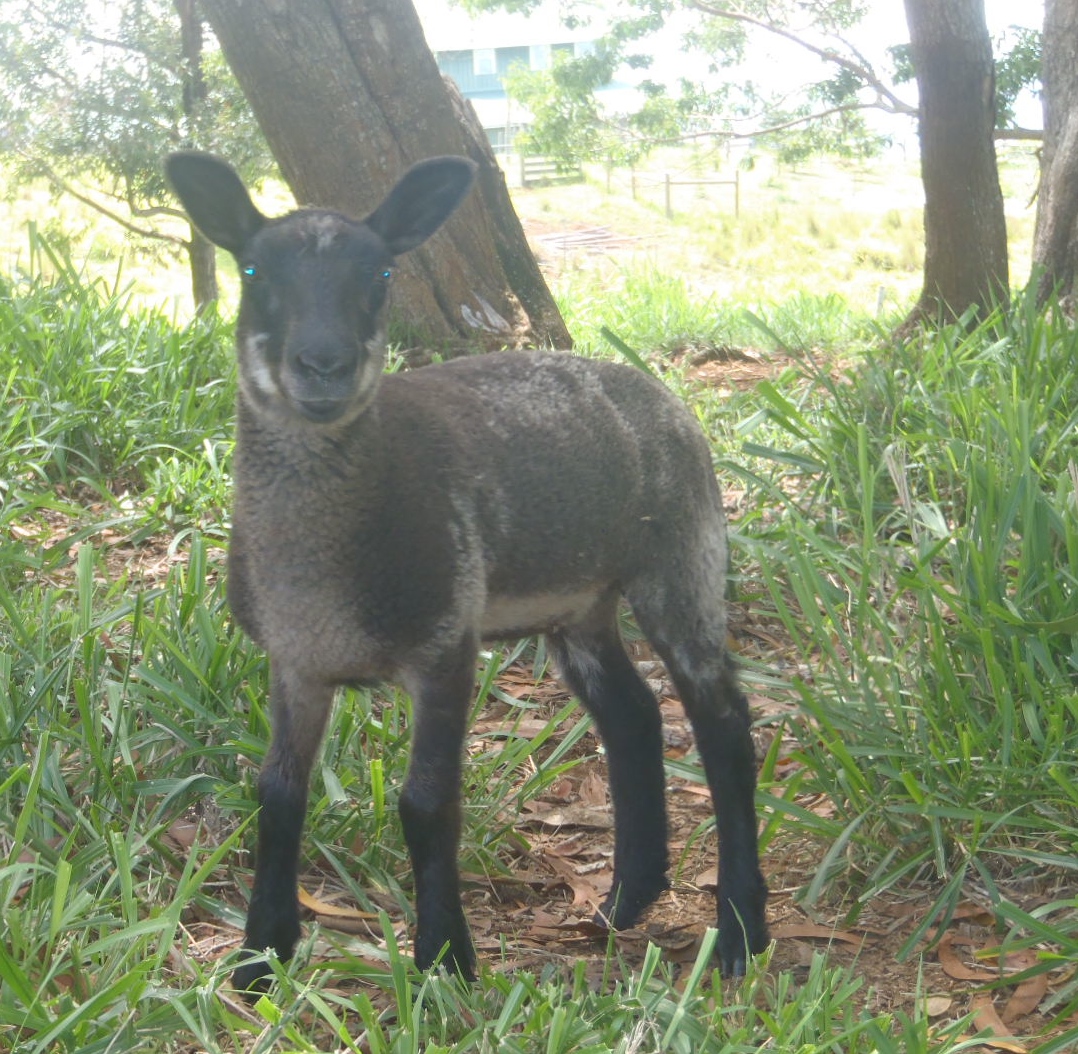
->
[665,173,672,219]
[734,168,740,218]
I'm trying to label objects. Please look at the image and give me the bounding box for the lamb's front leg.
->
[234,666,334,993]
[399,640,478,979]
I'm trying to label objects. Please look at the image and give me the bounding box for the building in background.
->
[415,0,631,155]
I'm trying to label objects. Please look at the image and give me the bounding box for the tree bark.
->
[195,0,571,352]
[176,0,219,310]
[901,0,1009,331]
[1032,0,1078,308]
[188,226,219,310]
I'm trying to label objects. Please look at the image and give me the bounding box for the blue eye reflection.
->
[381,269,392,280]
[242,264,258,279]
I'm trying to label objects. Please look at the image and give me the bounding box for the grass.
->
[722,298,1078,1024]
[2,145,1075,1051]
[518,140,1038,324]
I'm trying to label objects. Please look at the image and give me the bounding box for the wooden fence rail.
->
[520,155,585,187]
[630,169,741,218]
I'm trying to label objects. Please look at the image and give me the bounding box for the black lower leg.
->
[399,789,474,977]
[233,670,332,994]
[682,659,768,974]
[399,649,477,978]
[234,763,308,992]
[552,628,669,929]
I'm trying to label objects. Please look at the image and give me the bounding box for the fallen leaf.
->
[989,948,1039,975]
[521,803,612,829]
[810,799,837,818]
[298,887,377,920]
[541,852,605,909]
[694,867,718,890]
[578,770,608,808]
[770,922,870,947]
[545,776,576,802]
[545,833,588,858]
[165,819,200,851]
[924,995,953,1017]
[673,783,713,799]
[1001,974,1049,1025]
[560,917,610,937]
[970,994,1029,1052]
[938,931,997,981]
[472,717,552,739]
[953,901,996,926]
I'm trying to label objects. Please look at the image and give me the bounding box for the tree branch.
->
[25,0,180,72]
[20,151,189,247]
[995,126,1043,142]
[6,56,179,140]
[625,100,895,147]
[686,0,917,117]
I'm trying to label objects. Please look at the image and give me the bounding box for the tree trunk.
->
[187,226,219,311]
[901,0,1009,331]
[1032,0,1078,308]
[196,0,571,352]
[176,0,219,311]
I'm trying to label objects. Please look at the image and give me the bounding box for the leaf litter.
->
[159,633,1076,1051]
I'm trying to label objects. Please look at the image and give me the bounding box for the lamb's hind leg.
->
[548,601,670,929]
[628,583,769,976]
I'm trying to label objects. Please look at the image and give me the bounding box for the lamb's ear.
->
[363,156,477,256]
[165,151,266,256]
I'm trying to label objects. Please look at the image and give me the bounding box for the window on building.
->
[529,43,551,70]
[473,48,496,77]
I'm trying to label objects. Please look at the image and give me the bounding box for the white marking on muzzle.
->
[242,332,277,398]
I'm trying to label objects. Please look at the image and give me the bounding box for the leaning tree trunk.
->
[1032,0,1078,308]
[196,0,571,351]
[901,0,1009,331]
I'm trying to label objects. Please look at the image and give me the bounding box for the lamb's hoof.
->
[233,952,273,999]
[593,875,670,931]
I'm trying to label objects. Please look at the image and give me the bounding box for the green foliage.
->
[483,0,903,166]
[763,106,889,166]
[247,938,971,1054]
[0,229,235,533]
[560,265,881,361]
[894,23,1041,132]
[0,0,271,287]
[506,49,618,166]
[733,291,1078,956]
[995,26,1041,128]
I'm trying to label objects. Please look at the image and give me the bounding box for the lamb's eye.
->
[242,264,258,280]
[381,269,392,281]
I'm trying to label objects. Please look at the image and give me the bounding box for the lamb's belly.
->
[480,588,603,639]
[258,588,391,682]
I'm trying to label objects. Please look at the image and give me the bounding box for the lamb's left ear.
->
[166,151,267,257]
[363,156,478,256]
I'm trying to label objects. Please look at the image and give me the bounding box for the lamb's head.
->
[166,152,477,426]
